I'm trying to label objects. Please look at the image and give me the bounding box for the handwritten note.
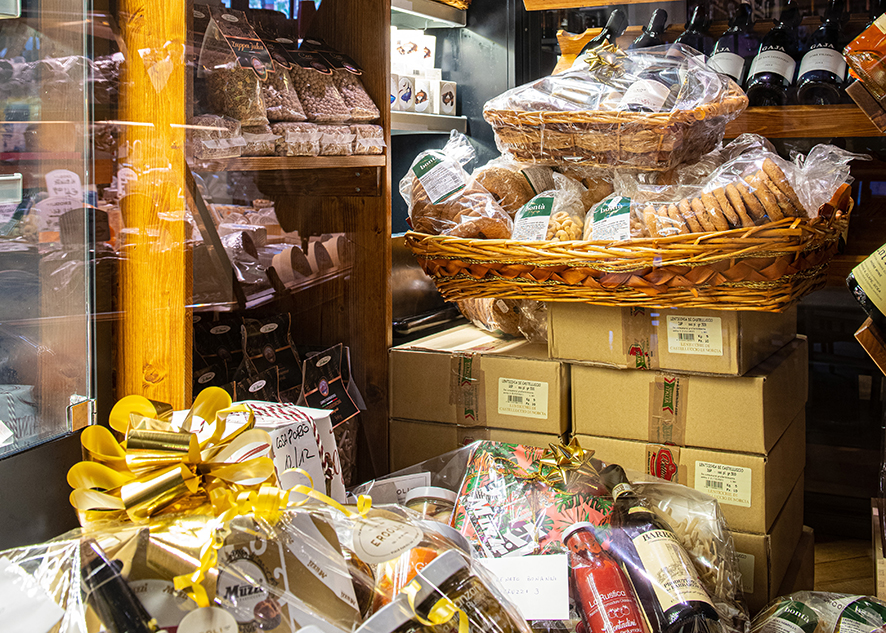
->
[45,169,82,200]
[480,554,569,621]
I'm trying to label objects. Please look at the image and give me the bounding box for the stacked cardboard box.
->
[550,302,809,613]
[389,324,569,472]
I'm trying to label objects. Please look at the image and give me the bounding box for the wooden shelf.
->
[190,155,386,173]
[392,112,467,134]
[391,0,466,29]
[725,105,883,139]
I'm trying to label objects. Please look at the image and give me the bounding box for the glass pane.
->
[0,0,93,458]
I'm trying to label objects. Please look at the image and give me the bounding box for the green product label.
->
[519,196,554,219]
[593,196,631,224]
[775,601,820,633]
[841,598,886,629]
[411,152,466,205]
[412,153,443,178]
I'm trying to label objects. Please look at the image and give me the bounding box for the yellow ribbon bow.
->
[581,42,628,81]
[67,387,277,524]
[538,437,599,491]
[404,578,469,633]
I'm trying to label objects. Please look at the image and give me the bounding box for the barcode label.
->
[508,395,523,403]
[498,378,548,419]
[694,461,752,507]
[667,315,723,356]
[677,333,694,341]
[705,480,723,489]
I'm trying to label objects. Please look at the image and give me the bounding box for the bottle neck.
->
[611,481,634,500]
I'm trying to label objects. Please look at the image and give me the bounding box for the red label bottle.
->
[563,523,650,633]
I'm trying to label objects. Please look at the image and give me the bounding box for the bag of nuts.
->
[187,115,244,160]
[332,69,380,122]
[512,189,585,242]
[350,124,385,156]
[262,61,308,122]
[242,124,279,156]
[271,122,321,156]
[289,54,351,123]
[318,125,355,156]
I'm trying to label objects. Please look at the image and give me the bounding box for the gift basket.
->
[405,133,862,312]
[483,44,748,172]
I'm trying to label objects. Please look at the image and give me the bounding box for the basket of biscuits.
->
[483,44,748,172]
[403,132,863,312]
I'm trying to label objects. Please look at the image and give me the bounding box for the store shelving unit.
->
[391,0,466,29]
[391,111,468,134]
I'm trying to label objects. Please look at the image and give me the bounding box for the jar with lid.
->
[404,487,457,523]
[409,550,531,633]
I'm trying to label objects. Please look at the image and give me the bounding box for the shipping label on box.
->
[694,461,753,508]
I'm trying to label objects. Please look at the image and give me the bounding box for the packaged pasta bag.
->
[198,7,272,127]
[401,131,512,239]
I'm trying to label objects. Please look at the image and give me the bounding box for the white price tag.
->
[498,378,548,419]
[666,315,723,356]
[44,169,82,200]
[0,557,65,633]
[480,555,569,621]
[694,461,752,507]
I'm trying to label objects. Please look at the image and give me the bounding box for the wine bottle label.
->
[798,47,847,79]
[707,51,745,82]
[852,247,886,315]
[611,482,634,499]
[749,49,796,86]
[618,79,670,112]
[876,14,886,34]
[630,529,713,611]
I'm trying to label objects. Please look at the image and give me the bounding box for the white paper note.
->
[480,554,569,621]
[0,556,65,633]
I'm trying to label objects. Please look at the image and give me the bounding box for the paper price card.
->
[0,556,65,633]
[480,554,569,621]
[44,169,82,200]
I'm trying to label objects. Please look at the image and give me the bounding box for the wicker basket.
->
[484,86,749,171]
[433,0,470,9]
[405,202,851,313]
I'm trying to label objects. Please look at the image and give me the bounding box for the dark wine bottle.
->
[707,4,759,84]
[848,245,886,330]
[796,0,847,104]
[80,538,159,633]
[617,63,682,112]
[745,0,803,106]
[578,9,628,56]
[601,464,721,633]
[674,5,714,55]
[630,10,669,50]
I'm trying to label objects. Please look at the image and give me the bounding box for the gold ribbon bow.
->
[581,42,627,81]
[67,387,277,524]
[495,437,598,492]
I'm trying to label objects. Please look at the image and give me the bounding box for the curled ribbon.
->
[404,578,469,633]
[580,42,627,80]
[494,437,599,492]
[67,387,276,524]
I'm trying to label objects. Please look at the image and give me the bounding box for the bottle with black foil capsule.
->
[675,5,714,55]
[847,244,886,330]
[80,538,159,633]
[618,63,682,112]
[601,464,721,633]
[578,9,628,56]
[796,0,848,104]
[707,4,759,84]
[745,0,803,106]
[630,10,669,50]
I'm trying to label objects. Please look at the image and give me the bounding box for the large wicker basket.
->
[484,85,749,171]
[405,201,851,313]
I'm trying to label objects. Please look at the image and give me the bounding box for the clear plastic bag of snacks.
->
[187,115,245,160]
[511,189,585,242]
[456,298,548,343]
[290,56,352,124]
[483,44,748,171]
[320,125,356,156]
[198,7,272,127]
[400,131,513,239]
[333,69,381,122]
[752,592,886,633]
[242,123,279,156]
[352,124,386,156]
[272,122,322,156]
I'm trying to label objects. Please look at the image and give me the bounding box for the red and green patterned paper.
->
[450,441,612,557]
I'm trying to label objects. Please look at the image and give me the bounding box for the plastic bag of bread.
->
[456,298,547,343]
[401,131,513,239]
[556,166,615,211]
[512,189,584,241]
[751,592,886,633]
[472,158,555,217]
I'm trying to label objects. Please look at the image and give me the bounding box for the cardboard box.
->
[732,473,805,616]
[575,409,805,533]
[572,337,808,453]
[549,303,797,375]
[389,418,562,471]
[777,525,815,598]
[390,324,569,435]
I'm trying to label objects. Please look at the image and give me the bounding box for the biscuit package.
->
[584,136,866,239]
[401,131,513,239]
[512,189,585,242]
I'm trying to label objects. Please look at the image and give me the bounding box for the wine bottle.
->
[844,10,886,100]
[674,5,714,56]
[618,63,681,112]
[707,4,759,85]
[80,538,159,633]
[630,10,669,50]
[601,464,720,633]
[563,523,651,633]
[745,0,803,106]
[847,245,886,330]
[578,9,628,56]
[796,0,848,105]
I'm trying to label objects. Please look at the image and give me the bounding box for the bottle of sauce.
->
[601,464,720,633]
[562,522,650,633]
